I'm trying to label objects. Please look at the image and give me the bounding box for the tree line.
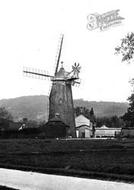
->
[74,106,125,128]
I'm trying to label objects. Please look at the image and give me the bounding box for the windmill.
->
[23,35,81,137]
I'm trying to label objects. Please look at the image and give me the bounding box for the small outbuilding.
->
[41,115,69,138]
[75,114,93,138]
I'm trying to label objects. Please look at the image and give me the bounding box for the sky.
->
[0,0,134,102]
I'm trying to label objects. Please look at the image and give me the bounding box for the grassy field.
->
[1,138,134,182]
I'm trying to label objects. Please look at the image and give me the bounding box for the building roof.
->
[96,127,122,130]
[45,115,69,128]
[100,125,108,129]
[75,114,90,127]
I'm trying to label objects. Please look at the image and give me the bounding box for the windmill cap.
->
[55,64,67,78]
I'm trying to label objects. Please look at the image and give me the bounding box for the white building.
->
[75,115,92,138]
[95,125,121,138]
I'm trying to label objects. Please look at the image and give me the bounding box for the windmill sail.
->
[23,67,54,81]
[54,34,64,76]
[23,70,53,79]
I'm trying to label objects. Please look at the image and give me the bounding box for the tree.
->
[74,106,90,119]
[74,106,96,121]
[115,32,134,127]
[89,107,96,137]
[0,107,13,121]
[89,108,96,123]
[122,94,134,127]
[110,115,124,128]
[96,116,124,128]
[0,107,13,130]
[115,32,134,63]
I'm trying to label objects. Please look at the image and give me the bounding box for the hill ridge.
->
[0,95,129,121]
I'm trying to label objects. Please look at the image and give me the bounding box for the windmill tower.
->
[23,35,81,137]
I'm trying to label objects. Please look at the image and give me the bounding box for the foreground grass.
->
[1,138,134,182]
